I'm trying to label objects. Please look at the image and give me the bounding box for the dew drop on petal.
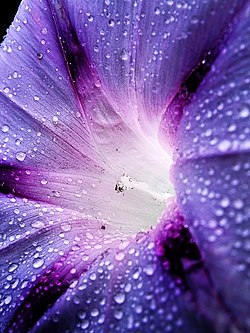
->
[52,115,59,123]
[114,292,126,304]
[90,308,99,317]
[8,263,19,273]
[114,310,123,320]
[115,251,125,261]
[4,295,12,305]
[31,220,46,229]
[121,49,129,61]
[166,0,174,5]
[132,267,141,280]
[144,263,156,276]
[108,19,114,27]
[37,52,43,60]
[33,257,45,269]
[77,310,86,320]
[1,124,9,132]
[60,222,72,232]
[154,7,161,15]
[218,140,231,152]
[191,15,199,24]
[239,105,250,118]
[233,199,244,210]
[41,27,48,35]
[81,320,89,330]
[220,197,230,208]
[16,151,26,162]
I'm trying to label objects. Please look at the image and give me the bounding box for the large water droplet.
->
[33,257,45,269]
[1,124,9,133]
[114,292,126,304]
[16,151,26,162]
[8,263,19,273]
[121,49,129,61]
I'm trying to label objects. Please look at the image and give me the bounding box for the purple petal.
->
[174,5,250,331]
[28,221,214,333]
[59,0,245,133]
[0,0,100,167]
[174,5,250,159]
[0,0,173,231]
[1,0,249,332]
[0,194,125,332]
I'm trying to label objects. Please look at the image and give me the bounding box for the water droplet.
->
[1,124,9,132]
[41,27,48,35]
[239,105,249,118]
[77,310,86,320]
[114,310,123,320]
[220,197,230,208]
[132,267,141,280]
[114,292,126,304]
[8,263,18,273]
[191,16,199,24]
[108,19,114,27]
[81,320,89,330]
[154,7,161,15]
[121,49,129,61]
[16,152,26,162]
[52,115,59,123]
[87,15,94,22]
[98,314,105,324]
[37,52,43,60]
[89,272,97,281]
[4,295,12,305]
[115,251,125,261]
[233,199,244,210]
[31,220,45,229]
[218,140,231,152]
[144,263,155,276]
[90,308,99,317]
[60,222,72,232]
[33,257,45,269]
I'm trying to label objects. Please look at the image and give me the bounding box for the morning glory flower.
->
[0,0,249,332]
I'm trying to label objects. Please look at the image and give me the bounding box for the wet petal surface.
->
[174,3,250,331]
[0,194,127,332]
[0,0,249,332]
[30,217,215,333]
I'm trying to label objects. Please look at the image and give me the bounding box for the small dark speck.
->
[115,181,125,193]
[101,225,106,230]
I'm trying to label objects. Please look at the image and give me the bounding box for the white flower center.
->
[115,173,171,205]
[99,135,174,233]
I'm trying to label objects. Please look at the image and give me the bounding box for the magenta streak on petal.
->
[46,0,129,173]
[155,207,202,287]
[4,227,125,333]
[173,4,250,330]
[30,227,216,333]
[159,44,222,150]
[155,203,249,333]
[5,250,101,333]
[158,1,249,152]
